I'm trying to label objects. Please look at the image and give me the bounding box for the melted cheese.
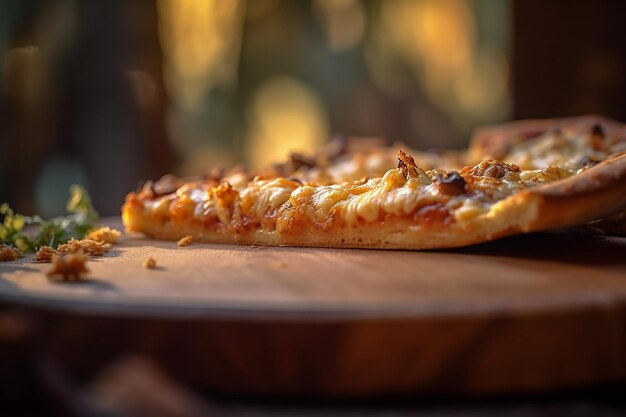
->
[502,130,613,170]
[137,159,583,234]
[343,170,433,224]
[240,178,299,222]
[453,199,488,221]
[519,166,575,182]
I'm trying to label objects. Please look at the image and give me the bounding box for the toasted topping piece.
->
[87,227,122,244]
[590,124,605,151]
[434,171,467,195]
[287,153,317,172]
[47,253,90,282]
[34,246,59,262]
[177,235,193,247]
[137,174,185,200]
[0,244,23,261]
[143,256,157,269]
[153,174,183,195]
[57,238,110,256]
[397,149,418,180]
[464,160,521,180]
[213,182,239,216]
[396,149,431,184]
[519,166,575,183]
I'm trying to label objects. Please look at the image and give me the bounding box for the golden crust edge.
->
[524,154,626,232]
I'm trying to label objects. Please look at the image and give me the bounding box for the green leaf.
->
[0,185,100,253]
[67,185,98,221]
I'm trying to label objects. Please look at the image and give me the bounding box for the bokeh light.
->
[245,76,328,169]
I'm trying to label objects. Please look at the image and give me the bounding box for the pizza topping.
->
[590,124,605,151]
[212,182,240,224]
[137,175,185,200]
[47,253,89,282]
[136,154,579,233]
[397,149,430,184]
[268,138,346,178]
[181,182,239,224]
[575,155,600,168]
[519,166,575,183]
[316,181,374,224]
[338,169,436,225]
[288,153,317,171]
[414,203,453,225]
[454,199,488,221]
[34,246,59,262]
[241,178,299,225]
[491,127,621,171]
[153,174,183,196]
[0,244,23,262]
[57,238,110,256]
[170,193,198,221]
[464,160,521,180]
[177,235,193,247]
[86,227,121,244]
[433,171,467,195]
[322,153,368,184]
[136,181,155,199]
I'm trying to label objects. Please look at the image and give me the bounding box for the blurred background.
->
[0,0,624,217]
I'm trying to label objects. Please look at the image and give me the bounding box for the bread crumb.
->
[0,244,23,262]
[177,235,193,247]
[143,256,157,269]
[34,246,59,262]
[87,227,121,244]
[57,238,110,256]
[47,253,90,282]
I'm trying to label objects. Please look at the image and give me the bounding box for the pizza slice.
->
[468,115,626,169]
[122,140,626,250]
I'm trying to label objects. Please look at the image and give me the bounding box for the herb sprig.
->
[0,185,99,252]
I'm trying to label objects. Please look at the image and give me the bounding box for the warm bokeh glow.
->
[157,0,244,110]
[313,0,366,52]
[246,76,328,168]
[376,0,510,133]
[156,0,510,176]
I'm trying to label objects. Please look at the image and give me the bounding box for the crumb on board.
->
[177,235,193,247]
[47,253,90,282]
[0,244,23,262]
[34,246,59,262]
[143,256,157,269]
[57,238,110,256]
[87,227,122,244]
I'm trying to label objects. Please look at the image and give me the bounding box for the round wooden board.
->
[1,218,625,397]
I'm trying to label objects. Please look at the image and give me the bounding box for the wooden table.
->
[1,218,625,397]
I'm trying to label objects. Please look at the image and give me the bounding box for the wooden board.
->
[1,218,625,397]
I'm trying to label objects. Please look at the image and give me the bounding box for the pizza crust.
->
[525,154,626,232]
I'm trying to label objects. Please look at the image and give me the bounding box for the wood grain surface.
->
[0,218,625,396]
